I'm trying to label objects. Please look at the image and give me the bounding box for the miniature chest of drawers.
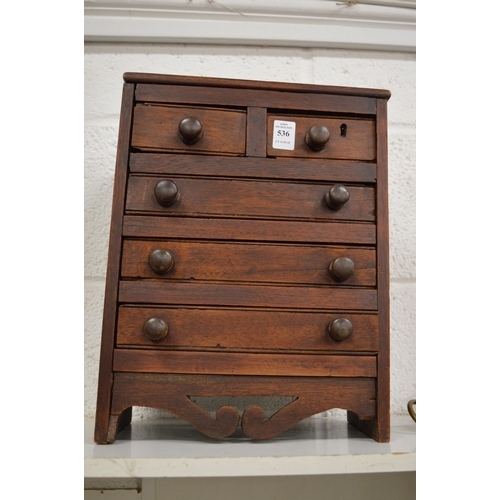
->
[94,73,391,443]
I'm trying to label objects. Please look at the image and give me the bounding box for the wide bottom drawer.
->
[113,349,377,377]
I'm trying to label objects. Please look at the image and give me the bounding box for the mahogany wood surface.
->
[267,114,376,160]
[104,373,377,442]
[134,83,378,115]
[116,306,379,351]
[372,98,391,442]
[121,239,376,286]
[125,71,391,99]
[131,104,246,154]
[118,280,378,311]
[94,84,135,445]
[125,176,375,222]
[348,99,391,443]
[129,154,378,184]
[94,73,391,444]
[246,107,267,157]
[122,216,376,245]
[113,349,377,378]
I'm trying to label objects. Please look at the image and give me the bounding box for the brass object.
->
[329,257,355,281]
[325,184,350,210]
[143,318,169,341]
[178,117,203,144]
[148,249,174,275]
[154,179,180,207]
[305,124,330,151]
[407,399,416,422]
[328,318,353,341]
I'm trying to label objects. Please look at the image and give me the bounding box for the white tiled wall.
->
[84,43,416,419]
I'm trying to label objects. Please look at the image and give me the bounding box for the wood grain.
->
[94,83,135,445]
[267,115,376,161]
[125,176,375,222]
[246,107,267,157]
[121,239,376,286]
[116,306,379,352]
[131,104,246,154]
[125,72,391,98]
[118,280,378,310]
[373,97,391,442]
[134,82,378,115]
[94,73,391,444]
[129,153,378,184]
[113,349,377,377]
[122,215,376,245]
[103,372,377,441]
[348,98,391,443]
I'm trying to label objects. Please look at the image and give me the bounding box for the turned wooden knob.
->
[325,184,350,210]
[178,117,203,144]
[148,249,174,274]
[154,179,179,207]
[305,124,330,151]
[143,318,168,341]
[328,318,353,341]
[329,257,355,281]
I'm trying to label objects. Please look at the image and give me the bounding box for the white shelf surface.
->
[85,415,415,478]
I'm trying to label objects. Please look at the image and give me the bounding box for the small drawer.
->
[116,306,379,352]
[125,176,375,222]
[267,114,376,160]
[121,240,376,287]
[131,104,246,155]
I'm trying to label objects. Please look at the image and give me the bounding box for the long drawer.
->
[125,176,375,222]
[121,240,376,287]
[116,306,379,352]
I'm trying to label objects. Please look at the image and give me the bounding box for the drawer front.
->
[267,114,376,160]
[125,176,375,222]
[121,240,376,287]
[131,104,246,155]
[117,306,379,352]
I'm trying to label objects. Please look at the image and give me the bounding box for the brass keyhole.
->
[340,124,347,137]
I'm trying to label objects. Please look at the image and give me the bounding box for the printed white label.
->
[272,120,296,150]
